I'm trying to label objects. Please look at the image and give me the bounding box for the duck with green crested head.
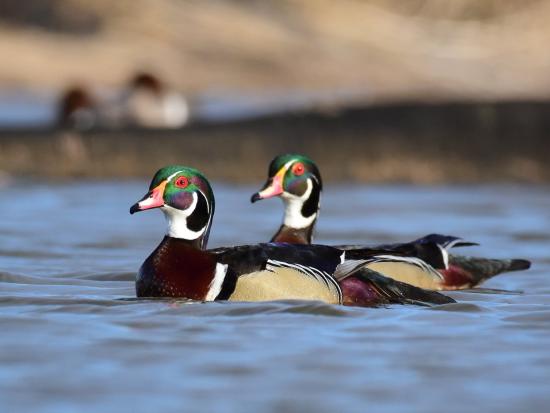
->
[130,165,455,306]
[251,154,322,244]
[251,154,531,290]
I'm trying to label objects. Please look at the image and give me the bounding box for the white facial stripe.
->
[205,263,228,301]
[281,178,317,229]
[162,192,207,239]
[166,170,184,182]
[165,170,210,215]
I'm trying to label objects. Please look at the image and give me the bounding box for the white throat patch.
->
[281,179,318,229]
[162,192,207,240]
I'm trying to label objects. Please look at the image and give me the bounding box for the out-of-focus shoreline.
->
[1,100,549,184]
[3,1,550,103]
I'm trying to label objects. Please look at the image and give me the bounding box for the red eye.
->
[175,176,189,188]
[292,162,305,176]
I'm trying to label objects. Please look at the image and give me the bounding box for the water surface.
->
[1,182,549,413]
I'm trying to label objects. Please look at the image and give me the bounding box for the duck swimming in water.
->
[130,165,455,306]
[251,154,531,290]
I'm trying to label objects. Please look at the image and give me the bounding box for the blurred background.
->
[2,4,550,413]
[0,0,550,182]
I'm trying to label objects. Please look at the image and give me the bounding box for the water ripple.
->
[0,182,549,413]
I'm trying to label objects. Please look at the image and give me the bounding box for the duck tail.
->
[340,268,455,307]
[442,255,531,289]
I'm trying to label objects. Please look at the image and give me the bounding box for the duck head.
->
[130,166,214,249]
[251,154,322,231]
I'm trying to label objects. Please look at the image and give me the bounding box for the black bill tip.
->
[129,203,141,214]
[250,192,262,203]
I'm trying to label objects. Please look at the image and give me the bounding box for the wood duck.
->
[251,154,531,290]
[130,165,455,306]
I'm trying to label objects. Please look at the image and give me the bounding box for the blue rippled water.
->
[1,182,549,413]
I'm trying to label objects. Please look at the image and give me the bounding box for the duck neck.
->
[270,223,315,244]
[273,179,320,244]
[161,192,212,250]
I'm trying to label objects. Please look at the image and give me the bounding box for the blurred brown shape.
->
[122,72,189,128]
[58,86,97,130]
[56,72,190,130]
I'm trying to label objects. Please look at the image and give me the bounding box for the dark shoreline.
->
[1,100,549,183]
